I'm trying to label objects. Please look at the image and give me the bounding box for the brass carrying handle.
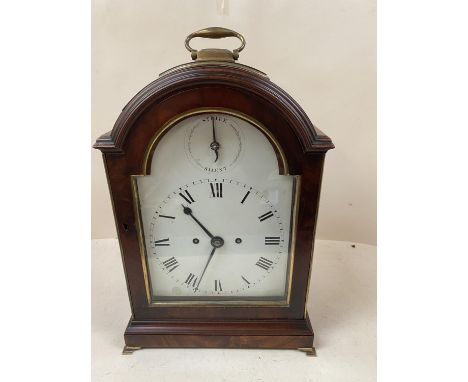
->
[185,27,246,60]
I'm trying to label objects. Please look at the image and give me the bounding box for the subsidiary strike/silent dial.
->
[185,114,244,173]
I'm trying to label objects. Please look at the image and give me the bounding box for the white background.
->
[1,1,468,381]
[91,0,377,245]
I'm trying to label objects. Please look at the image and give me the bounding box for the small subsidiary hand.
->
[210,118,220,162]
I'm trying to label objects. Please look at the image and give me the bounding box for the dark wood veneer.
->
[94,61,333,351]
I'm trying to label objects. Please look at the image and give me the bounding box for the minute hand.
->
[181,205,214,239]
[196,246,216,290]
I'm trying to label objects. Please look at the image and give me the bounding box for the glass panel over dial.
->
[135,110,298,303]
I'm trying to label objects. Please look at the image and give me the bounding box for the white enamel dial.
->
[185,115,244,173]
[137,111,296,302]
[148,179,285,297]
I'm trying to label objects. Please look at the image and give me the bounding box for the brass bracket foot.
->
[122,345,142,355]
[298,347,317,357]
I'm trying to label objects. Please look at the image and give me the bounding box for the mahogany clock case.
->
[94,61,334,351]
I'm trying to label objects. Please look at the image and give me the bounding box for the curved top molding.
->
[93,62,334,154]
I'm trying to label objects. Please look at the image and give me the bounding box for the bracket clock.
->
[94,27,334,356]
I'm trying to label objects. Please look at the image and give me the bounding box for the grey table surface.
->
[92,239,376,382]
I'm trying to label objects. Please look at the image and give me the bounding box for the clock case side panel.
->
[95,64,333,324]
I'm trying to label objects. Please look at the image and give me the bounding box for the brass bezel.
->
[131,107,300,307]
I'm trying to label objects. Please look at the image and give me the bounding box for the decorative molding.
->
[93,63,334,154]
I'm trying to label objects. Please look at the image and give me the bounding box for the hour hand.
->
[181,205,214,239]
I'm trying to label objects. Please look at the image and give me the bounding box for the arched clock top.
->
[93,62,334,157]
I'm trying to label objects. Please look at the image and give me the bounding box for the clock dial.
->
[147,179,286,297]
[137,111,296,302]
[185,114,244,173]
